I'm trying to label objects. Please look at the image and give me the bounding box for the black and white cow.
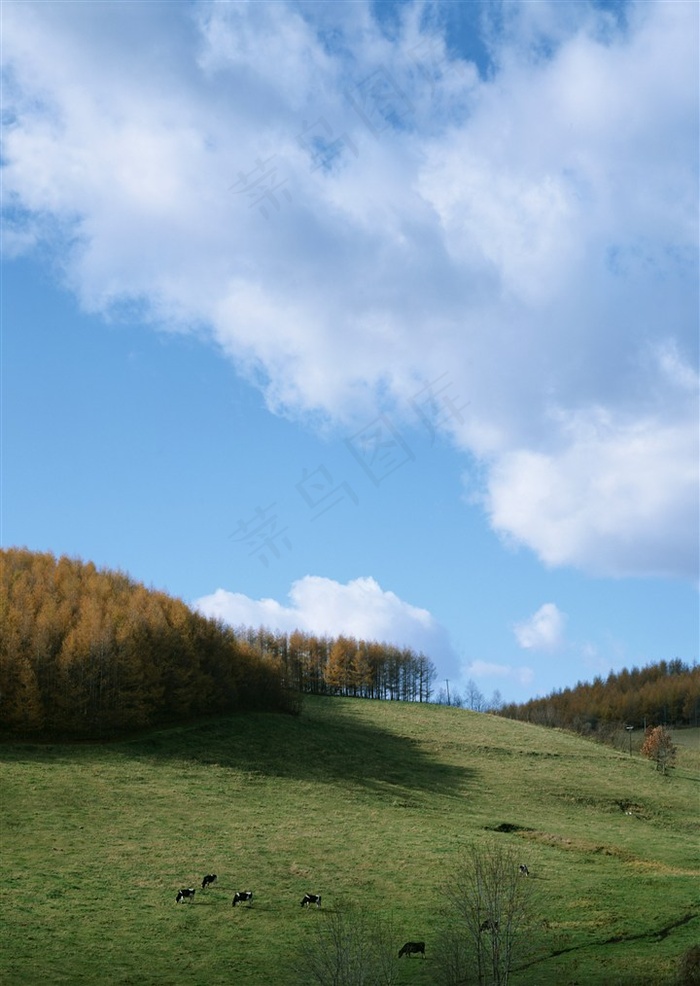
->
[479,919,499,933]
[300,893,322,908]
[398,941,425,958]
[176,888,196,903]
[232,891,253,907]
[519,864,529,876]
[201,874,217,890]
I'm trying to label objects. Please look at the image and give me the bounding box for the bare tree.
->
[435,842,535,986]
[298,904,400,986]
[488,690,503,713]
[465,679,486,712]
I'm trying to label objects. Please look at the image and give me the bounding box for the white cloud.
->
[196,575,458,669]
[3,0,698,579]
[467,660,535,687]
[486,399,699,578]
[513,603,567,652]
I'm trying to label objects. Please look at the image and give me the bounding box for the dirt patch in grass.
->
[522,831,634,860]
[628,860,700,878]
[561,794,651,818]
[289,862,312,878]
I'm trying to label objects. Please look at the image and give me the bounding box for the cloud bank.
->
[3,0,698,578]
[196,575,458,672]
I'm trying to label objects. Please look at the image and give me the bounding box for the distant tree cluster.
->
[434,678,503,713]
[0,549,298,738]
[497,661,699,735]
[234,627,437,703]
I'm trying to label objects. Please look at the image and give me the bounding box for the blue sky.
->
[2,0,698,704]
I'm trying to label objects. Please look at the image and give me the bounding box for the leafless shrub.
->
[434,842,536,986]
[298,903,400,986]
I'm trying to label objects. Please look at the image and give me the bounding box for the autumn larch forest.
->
[0,548,437,738]
[1,548,696,741]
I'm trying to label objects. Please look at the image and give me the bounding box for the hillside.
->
[1,696,698,985]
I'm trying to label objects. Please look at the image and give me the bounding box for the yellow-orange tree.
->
[641,725,677,775]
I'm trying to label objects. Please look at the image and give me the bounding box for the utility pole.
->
[445,679,450,706]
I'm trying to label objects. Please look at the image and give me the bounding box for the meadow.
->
[1,696,698,985]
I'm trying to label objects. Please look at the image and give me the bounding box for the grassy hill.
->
[1,696,698,984]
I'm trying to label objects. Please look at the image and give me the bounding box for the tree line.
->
[497,660,699,735]
[230,626,437,703]
[0,549,437,739]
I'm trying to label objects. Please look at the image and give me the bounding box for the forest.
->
[497,659,700,734]
[4,547,694,744]
[0,549,436,738]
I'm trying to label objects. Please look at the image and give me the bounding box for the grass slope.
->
[1,696,698,985]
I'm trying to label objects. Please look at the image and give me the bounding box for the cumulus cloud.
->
[487,400,699,578]
[3,0,698,578]
[196,575,459,670]
[513,603,567,652]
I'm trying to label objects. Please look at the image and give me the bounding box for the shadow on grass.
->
[2,697,473,799]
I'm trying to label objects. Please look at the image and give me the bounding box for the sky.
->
[2,0,698,705]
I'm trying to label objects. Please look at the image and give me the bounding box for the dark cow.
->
[519,864,529,876]
[201,874,217,890]
[479,919,499,933]
[398,942,425,958]
[176,888,196,903]
[301,893,322,908]
[232,891,253,907]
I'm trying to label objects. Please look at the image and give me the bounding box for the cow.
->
[398,941,425,958]
[301,893,322,908]
[201,874,217,890]
[519,864,529,876]
[479,919,499,933]
[232,891,253,907]
[176,888,196,903]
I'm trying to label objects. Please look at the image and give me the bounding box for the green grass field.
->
[1,697,698,985]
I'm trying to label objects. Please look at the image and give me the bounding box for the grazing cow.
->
[201,874,217,890]
[176,888,196,903]
[479,919,499,933]
[301,893,322,908]
[398,942,425,958]
[519,864,529,877]
[232,891,253,907]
